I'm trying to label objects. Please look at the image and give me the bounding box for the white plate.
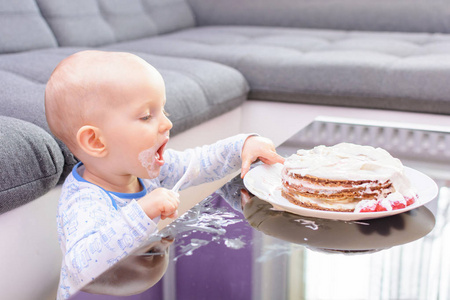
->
[243,163,438,221]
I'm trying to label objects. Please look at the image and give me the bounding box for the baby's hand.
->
[138,188,180,220]
[241,136,285,178]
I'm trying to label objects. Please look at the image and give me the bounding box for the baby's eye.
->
[140,114,152,121]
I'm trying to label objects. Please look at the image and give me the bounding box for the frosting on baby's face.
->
[138,145,159,178]
[138,131,170,179]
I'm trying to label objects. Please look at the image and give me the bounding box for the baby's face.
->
[100,64,172,179]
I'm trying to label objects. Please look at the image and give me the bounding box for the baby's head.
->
[45,50,173,179]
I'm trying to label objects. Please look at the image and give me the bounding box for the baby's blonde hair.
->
[45,53,88,152]
[45,50,147,153]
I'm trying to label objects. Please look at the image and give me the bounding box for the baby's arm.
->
[57,188,166,297]
[159,134,250,189]
[138,188,180,220]
[159,134,284,190]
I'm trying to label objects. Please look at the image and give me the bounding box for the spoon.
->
[172,155,200,193]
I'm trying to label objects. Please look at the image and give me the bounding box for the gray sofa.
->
[2,0,450,298]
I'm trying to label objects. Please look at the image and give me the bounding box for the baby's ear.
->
[76,125,107,157]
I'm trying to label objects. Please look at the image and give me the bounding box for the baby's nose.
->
[160,115,173,132]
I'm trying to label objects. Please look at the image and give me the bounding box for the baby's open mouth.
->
[155,140,168,165]
[138,135,170,176]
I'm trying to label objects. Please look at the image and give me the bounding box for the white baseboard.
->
[0,186,62,300]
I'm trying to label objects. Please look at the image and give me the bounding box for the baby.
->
[45,50,284,299]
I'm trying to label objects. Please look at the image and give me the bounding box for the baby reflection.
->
[82,237,173,296]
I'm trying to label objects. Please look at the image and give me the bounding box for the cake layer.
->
[282,168,394,201]
[282,189,358,212]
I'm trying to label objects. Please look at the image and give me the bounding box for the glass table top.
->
[71,117,450,300]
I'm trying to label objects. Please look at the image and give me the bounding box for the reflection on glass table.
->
[82,237,172,296]
[71,118,450,300]
[242,192,435,254]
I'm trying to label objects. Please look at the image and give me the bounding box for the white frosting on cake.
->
[283,143,414,196]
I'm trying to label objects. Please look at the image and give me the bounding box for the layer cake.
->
[281,143,417,212]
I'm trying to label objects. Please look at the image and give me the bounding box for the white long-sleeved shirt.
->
[56,134,250,299]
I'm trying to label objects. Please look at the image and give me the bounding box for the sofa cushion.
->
[0,0,57,53]
[141,0,196,34]
[136,53,249,134]
[36,0,195,47]
[0,116,64,214]
[0,64,78,181]
[97,0,159,42]
[35,0,116,47]
[187,0,450,34]
[107,25,450,114]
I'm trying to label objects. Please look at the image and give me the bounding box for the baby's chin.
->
[141,164,162,179]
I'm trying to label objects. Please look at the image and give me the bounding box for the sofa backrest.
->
[187,0,450,34]
[0,0,57,53]
[35,0,195,47]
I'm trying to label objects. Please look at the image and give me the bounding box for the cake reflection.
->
[242,195,435,253]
